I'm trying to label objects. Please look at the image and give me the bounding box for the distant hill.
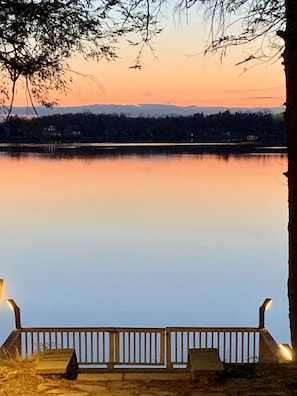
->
[10,103,285,117]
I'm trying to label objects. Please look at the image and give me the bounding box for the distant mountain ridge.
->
[11,103,285,117]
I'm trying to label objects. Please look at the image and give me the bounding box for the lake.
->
[0,144,289,346]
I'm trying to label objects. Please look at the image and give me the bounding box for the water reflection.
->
[0,147,289,347]
[0,142,287,160]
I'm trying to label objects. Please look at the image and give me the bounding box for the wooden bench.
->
[188,348,224,382]
[36,348,78,380]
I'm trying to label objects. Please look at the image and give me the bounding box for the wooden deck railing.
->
[20,327,165,368]
[166,327,260,367]
[1,326,279,368]
[0,327,278,369]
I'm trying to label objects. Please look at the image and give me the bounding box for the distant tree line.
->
[0,110,286,145]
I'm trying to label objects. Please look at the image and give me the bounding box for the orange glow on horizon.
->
[12,59,285,109]
[10,17,285,110]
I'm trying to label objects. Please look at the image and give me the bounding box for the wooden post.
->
[160,330,165,366]
[0,329,22,359]
[108,331,115,369]
[259,328,279,362]
[166,329,173,369]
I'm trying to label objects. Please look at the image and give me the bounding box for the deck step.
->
[36,348,78,380]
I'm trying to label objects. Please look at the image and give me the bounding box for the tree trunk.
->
[284,0,297,358]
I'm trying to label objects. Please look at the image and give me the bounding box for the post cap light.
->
[260,298,272,311]
[6,298,16,311]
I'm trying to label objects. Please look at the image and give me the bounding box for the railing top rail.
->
[20,326,260,333]
[20,327,166,333]
[166,327,260,332]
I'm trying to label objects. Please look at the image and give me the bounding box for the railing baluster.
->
[36,332,40,353]
[235,332,238,363]
[128,332,131,364]
[144,332,147,364]
[133,332,136,364]
[154,332,156,363]
[126,332,129,364]
[122,332,125,364]
[96,331,99,363]
[78,332,81,363]
[253,331,256,362]
[223,331,226,361]
[102,331,104,363]
[137,332,140,363]
[30,332,33,354]
[241,331,243,363]
[84,332,87,363]
[149,332,152,364]
[229,331,232,362]
[175,332,178,364]
[90,332,93,363]
[115,331,120,364]
[187,332,190,362]
[25,333,28,356]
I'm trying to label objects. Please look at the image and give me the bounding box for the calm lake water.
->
[0,144,289,346]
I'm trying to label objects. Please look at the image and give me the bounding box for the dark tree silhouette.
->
[0,0,162,118]
[282,0,297,360]
[2,111,285,144]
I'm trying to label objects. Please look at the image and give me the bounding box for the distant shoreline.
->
[1,111,286,146]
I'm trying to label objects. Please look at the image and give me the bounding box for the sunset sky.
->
[14,6,285,109]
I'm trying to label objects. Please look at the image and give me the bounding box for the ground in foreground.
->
[1,359,297,395]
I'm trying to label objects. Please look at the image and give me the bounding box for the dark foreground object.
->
[36,348,78,380]
[188,348,224,382]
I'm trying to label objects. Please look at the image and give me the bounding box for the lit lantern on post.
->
[0,279,3,301]
[279,343,293,362]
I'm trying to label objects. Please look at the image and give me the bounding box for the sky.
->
[13,5,285,110]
